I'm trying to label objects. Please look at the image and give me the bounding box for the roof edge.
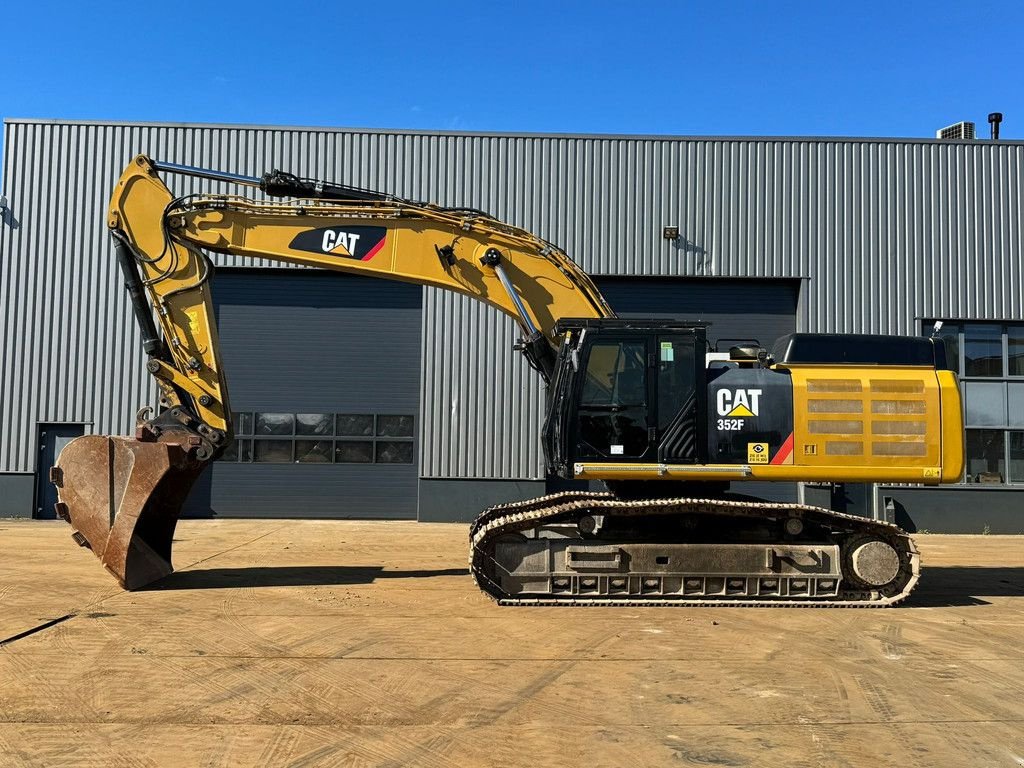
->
[4,117,1023,147]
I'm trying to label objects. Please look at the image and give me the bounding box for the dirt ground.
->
[1,519,1022,768]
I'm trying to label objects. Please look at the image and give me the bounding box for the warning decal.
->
[747,442,769,464]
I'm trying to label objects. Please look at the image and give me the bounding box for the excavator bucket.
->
[50,435,205,590]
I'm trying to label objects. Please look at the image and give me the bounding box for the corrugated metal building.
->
[2,118,1022,531]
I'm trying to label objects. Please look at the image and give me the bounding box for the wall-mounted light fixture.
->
[662,225,679,240]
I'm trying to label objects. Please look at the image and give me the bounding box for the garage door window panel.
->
[337,414,374,436]
[336,441,374,463]
[218,410,414,465]
[296,440,333,463]
[236,412,254,435]
[297,414,334,436]
[220,440,239,462]
[376,441,415,463]
[377,415,415,437]
[255,440,294,463]
[256,413,295,435]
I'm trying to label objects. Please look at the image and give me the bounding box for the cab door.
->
[655,333,703,464]
[573,337,654,461]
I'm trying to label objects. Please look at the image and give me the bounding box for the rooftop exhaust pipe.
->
[988,112,1003,140]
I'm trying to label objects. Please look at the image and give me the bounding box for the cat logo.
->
[716,388,762,418]
[321,229,361,255]
[288,225,387,261]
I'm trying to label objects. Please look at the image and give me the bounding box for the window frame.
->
[220,412,416,466]
[923,319,1024,486]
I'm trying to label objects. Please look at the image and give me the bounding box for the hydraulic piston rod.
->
[151,160,263,188]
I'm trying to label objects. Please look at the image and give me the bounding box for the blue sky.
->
[1,1,1020,144]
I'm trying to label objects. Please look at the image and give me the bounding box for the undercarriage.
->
[470,491,919,607]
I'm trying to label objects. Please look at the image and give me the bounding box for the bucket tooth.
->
[52,435,205,590]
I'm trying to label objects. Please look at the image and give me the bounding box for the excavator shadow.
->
[142,566,1024,603]
[902,567,1024,608]
[144,566,469,591]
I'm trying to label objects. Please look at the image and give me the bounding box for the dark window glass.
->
[219,439,239,462]
[337,414,374,436]
[376,441,415,463]
[1008,325,1024,377]
[256,413,295,435]
[234,412,254,436]
[581,341,647,406]
[965,429,1005,483]
[336,441,373,463]
[254,439,293,463]
[1010,432,1024,484]
[238,439,253,463]
[657,337,696,431]
[295,440,333,463]
[377,415,415,437]
[296,413,334,436]
[577,340,650,458]
[964,324,1003,377]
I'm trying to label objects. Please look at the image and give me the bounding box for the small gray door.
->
[35,424,85,519]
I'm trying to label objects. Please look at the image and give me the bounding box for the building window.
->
[963,324,1003,377]
[965,429,1005,483]
[220,412,415,465]
[1009,327,1024,376]
[926,320,1024,485]
[1009,432,1024,484]
[932,320,1024,379]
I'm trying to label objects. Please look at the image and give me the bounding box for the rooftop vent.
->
[935,121,976,140]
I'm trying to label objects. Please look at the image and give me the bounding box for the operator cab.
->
[543,318,710,478]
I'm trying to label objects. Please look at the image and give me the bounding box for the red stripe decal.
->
[770,432,794,465]
[361,236,386,261]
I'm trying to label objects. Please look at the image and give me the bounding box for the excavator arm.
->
[52,155,613,589]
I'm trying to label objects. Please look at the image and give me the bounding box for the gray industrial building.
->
[1,118,1022,531]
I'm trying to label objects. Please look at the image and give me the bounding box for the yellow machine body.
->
[573,365,964,484]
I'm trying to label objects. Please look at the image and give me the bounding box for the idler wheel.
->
[849,540,901,587]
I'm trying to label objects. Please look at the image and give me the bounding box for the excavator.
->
[51,155,965,606]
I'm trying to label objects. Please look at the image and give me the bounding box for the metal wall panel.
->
[2,119,1022,483]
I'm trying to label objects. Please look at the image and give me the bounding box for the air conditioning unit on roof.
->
[936,121,976,140]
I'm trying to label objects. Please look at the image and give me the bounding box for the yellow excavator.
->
[51,155,964,606]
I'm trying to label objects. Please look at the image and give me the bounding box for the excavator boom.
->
[53,155,612,589]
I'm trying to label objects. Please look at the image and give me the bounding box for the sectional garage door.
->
[594,277,800,352]
[184,269,422,519]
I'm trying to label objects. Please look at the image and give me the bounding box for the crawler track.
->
[469,491,920,607]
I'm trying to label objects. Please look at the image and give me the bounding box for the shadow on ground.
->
[148,566,469,590]
[145,565,1024,605]
[903,567,1024,608]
